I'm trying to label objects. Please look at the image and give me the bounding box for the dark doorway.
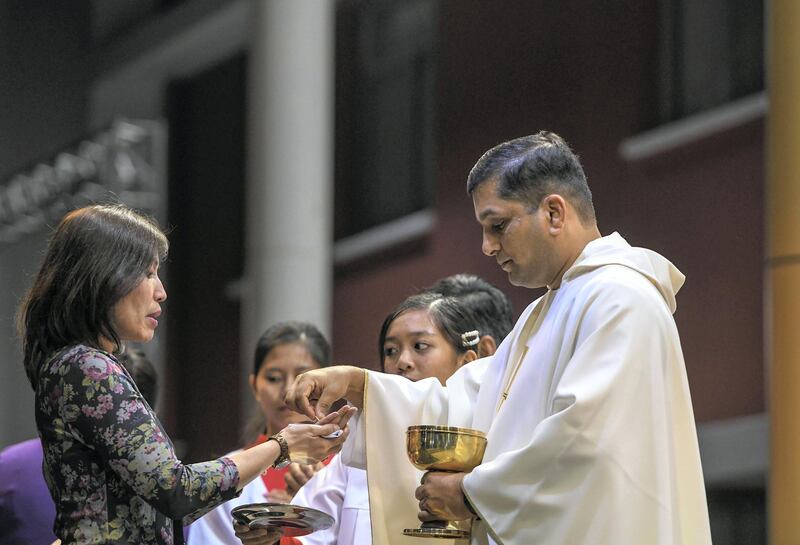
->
[166,53,246,461]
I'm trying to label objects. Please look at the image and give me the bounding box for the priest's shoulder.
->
[572,264,673,313]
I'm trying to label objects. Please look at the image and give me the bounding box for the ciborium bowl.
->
[406,425,487,472]
[404,425,487,539]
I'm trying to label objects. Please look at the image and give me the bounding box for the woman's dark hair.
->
[253,321,332,375]
[378,292,478,367]
[17,205,168,388]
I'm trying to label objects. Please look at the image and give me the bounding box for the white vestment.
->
[292,454,372,545]
[344,233,712,545]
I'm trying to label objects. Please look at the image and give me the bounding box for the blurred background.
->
[0,0,776,542]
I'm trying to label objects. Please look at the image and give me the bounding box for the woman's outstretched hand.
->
[284,366,366,420]
[279,406,358,464]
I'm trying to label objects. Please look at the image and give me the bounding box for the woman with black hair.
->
[18,205,353,545]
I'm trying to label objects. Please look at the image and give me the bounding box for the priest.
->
[286,131,712,545]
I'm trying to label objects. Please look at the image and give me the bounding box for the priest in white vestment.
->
[286,131,712,545]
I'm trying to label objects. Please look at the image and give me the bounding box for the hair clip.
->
[461,330,480,347]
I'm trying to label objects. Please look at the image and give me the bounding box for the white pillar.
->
[243,0,334,362]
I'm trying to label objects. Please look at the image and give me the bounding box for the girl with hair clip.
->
[18,205,354,545]
[238,289,511,545]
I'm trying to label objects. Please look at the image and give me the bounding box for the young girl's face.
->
[249,342,321,435]
[382,309,466,385]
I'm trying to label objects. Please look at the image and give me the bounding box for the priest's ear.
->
[541,194,567,234]
[476,335,497,358]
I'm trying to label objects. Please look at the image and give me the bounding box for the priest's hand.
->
[285,365,366,420]
[415,471,475,522]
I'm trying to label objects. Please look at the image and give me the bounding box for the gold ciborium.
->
[403,425,487,539]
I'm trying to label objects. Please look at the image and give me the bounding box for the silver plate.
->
[231,502,335,538]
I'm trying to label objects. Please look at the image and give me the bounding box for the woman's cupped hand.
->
[279,405,357,464]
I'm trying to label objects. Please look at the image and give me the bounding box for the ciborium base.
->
[403,527,470,539]
[403,520,470,539]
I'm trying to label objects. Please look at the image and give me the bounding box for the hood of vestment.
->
[561,231,685,314]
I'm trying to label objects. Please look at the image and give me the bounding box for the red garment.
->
[248,434,331,545]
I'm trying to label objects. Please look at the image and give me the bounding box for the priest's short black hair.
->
[467,131,596,226]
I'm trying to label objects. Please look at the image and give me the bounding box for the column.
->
[767,1,800,542]
[243,0,334,365]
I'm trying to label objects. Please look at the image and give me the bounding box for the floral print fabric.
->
[36,345,240,544]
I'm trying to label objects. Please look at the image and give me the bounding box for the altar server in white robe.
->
[287,275,514,545]
[286,131,712,545]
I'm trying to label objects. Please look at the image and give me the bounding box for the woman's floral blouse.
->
[36,345,240,544]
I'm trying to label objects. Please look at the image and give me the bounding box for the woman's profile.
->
[19,204,353,544]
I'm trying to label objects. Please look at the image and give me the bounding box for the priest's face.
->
[382,309,466,385]
[473,179,558,289]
